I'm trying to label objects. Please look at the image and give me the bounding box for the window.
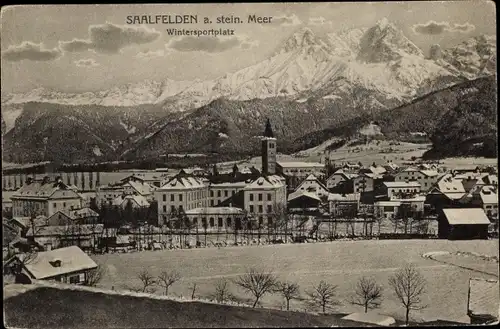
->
[217,191,221,197]
[267,193,272,201]
[179,194,183,202]
[163,205,167,212]
[171,205,175,212]
[63,202,66,208]
[193,218,198,225]
[69,275,80,284]
[163,194,167,202]
[170,194,174,202]
[211,200,214,206]
[218,218,223,227]
[227,218,232,227]
[210,190,214,197]
[259,217,263,225]
[232,191,236,195]
[258,205,263,213]
[209,218,215,227]
[250,193,254,201]
[249,205,254,213]
[53,203,57,208]
[202,218,207,226]
[179,205,183,212]
[258,193,263,201]
[224,190,228,197]
[268,217,273,225]
[267,205,272,213]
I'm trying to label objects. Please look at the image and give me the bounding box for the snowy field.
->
[93,239,498,323]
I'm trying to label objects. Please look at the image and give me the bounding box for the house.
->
[26,223,104,251]
[374,200,401,220]
[292,174,329,199]
[119,173,164,188]
[353,173,376,193]
[209,181,248,207]
[438,208,490,239]
[11,176,83,219]
[460,185,499,218]
[95,184,125,206]
[3,246,98,284]
[155,174,209,226]
[328,193,360,217]
[244,175,287,226]
[467,277,499,324]
[276,161,325,178]
[326,169,357,190]
[183,207,247,231]
[112,194,150,209]
[382,181,421,199]
[394,167,440,192]
[46,207,99,226]
[426,174,467,210]
[288,191,322,215]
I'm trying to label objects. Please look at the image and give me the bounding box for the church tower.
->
[261,118,277,175]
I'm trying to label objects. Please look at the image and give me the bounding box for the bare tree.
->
[388,264,427,325]
[157,270,181,295]
[84,264,106,287]
[211,278,234,304]
[277,281,301,311]
[350,276,383,313]
[306,280,340,313]
[233,268,278,308]
[137,269,156,293]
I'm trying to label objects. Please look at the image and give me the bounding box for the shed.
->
[438,208,490,240]
[467,277,499,324]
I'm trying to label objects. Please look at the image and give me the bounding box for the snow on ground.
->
[322,95,341,100]
[295,98,308,103]
[93,239,498,323]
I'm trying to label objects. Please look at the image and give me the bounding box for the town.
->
[3,119,499,326]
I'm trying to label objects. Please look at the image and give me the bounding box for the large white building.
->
[394,167,440,192]
[156,119,287,227]
[11,176,82,219]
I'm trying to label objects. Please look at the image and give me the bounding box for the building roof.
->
[342,312,396,326]
[480,186,498,204]
[383,181,421,188]
[468,277,499,318]
[276,161,324,168]
[125,180,155,196]
[11,180,80,200]
[159,175,206,190]
[442,208,491,225]
[184,207,245,215]
[328,193,360,202]
[375,200,401,206]
[245,175,285,189]
[210,181,248,188]
[420,170,439,177]
[327,169,358,181]
[288,191,321,202]
[16,246,98,279]
[67,207,99,219]
[113,194,150,207]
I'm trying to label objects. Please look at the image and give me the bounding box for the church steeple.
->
[263,118,274,138]
[261,119,277,175]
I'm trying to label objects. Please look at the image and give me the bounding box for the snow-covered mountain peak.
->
[276,27,329,54]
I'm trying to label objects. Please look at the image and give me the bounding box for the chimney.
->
[42,176,50,185]
[26,176,33,185]
[49,258,62,267]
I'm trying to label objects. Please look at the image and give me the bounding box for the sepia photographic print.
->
[1,1,498,327]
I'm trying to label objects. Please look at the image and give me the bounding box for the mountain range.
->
[1,18,497,164]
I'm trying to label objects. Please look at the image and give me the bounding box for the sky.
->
[1,2,496,93]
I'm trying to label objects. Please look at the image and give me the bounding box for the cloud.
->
[136,49,166,59]
[59,22,160,54]
[74,58,99,67]
[308,16,332,26]
[273,14,302,26]
[449,22,475,33]
[2,41,61,62]
[167,35,258,53]
[412,21,476,35]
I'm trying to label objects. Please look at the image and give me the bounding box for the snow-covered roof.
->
[184,207,245,215]
[480,186,498,204]
[12,180,80,200]
[468,278,499,318]
[420,170,439,177]
[245,175,285,189]
[383,181,421,188]
[437,174,466,194]
[159,176,207,190]
[328,193,360,202]
[210,181,248,188]
[277,161,324,168]
[442,208,490,225]
[16,246,97,280]
[288,191,321,202]
[328,169,358,180]
[26,224,104,236]
[125,180,155,196]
